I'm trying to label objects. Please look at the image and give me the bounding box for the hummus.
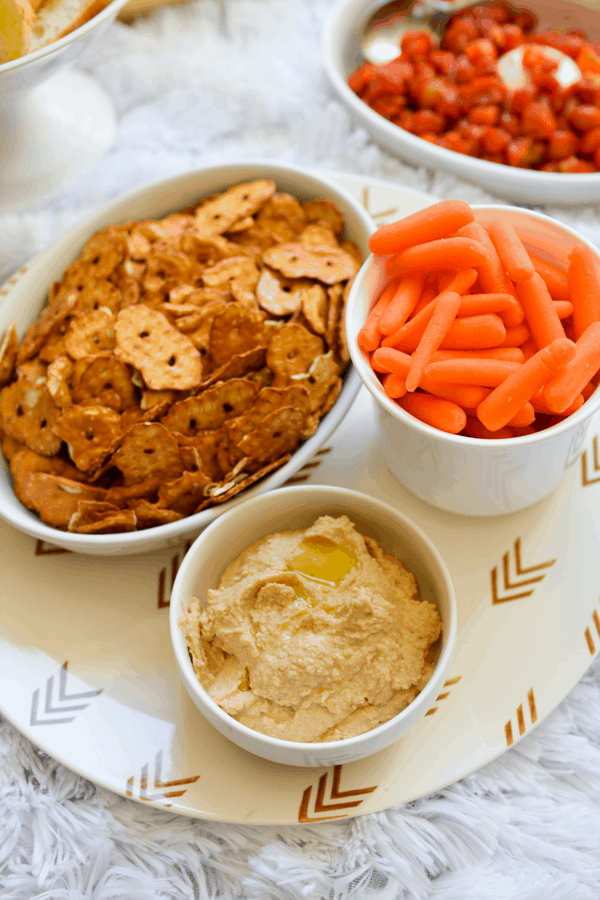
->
[179,515,442,742]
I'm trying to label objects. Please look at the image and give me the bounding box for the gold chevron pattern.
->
[582,436,600,486]
[361,186,400,224]
[126,750,199,806]
[505,688,537,746]
[425,675,462,716]
[283,446,331,486]
[298,765,377,823]
[157,540,192,609]
[584,603,600,655]
[29,661,101,726]
[491,538,556,604]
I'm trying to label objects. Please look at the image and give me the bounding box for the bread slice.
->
[0,0,35,62]
[28,0,109,51]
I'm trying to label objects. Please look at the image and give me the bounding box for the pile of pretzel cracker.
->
[0,179,361,534]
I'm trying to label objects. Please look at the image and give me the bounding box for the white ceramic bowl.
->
[322,0,600,205]
[0,161,373,554]
[0,0,129,213]
[346,204,600,516]
[170,485,457,767]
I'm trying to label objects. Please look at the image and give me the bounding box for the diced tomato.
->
[547,129,578,160]
[569,105,600,131]
[521,100,556,139]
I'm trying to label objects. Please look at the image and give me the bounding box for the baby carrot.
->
[381,301,435,349]
[411,287,438,318]
[400,393,467,434]
[543,322,600,413]
[517,272,566,349]
[386,238,489,277]
[554,300,574,319]
[424,358,522,386]
[379,274,423,335]
[406,291,462,391]
[568,243,600,340]
[382,373,407,399]
[423,382,489,408]
[369,199,474,256]
[372,347,412,376]
[582,381,597,399]
[527,252,570,303]
[457,223,526,326]
[437,314,506,350]
[531,388,584,416]
[431,348,525,362]
[508,403,536,427]
[499,324,530,347]
[457,293,520,317]
[477,338,577,432]
[521,339,538,360]
[440,268,479,295]
[487,220,535,284]
[357,279,400,352]
[463,418,514,439]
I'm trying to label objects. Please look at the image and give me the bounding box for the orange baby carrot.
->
[511,425,537,437]
[437,314,506,350]
[553,300,574,319]
[487,220,535,284]
[457,293,520,317]
[386,238,489,277]
[543,322,600,413]
[531,388,584,416]
[527,252,570,302]
[521,340,538,360]
[382,373,407,399]
[424,358,522,386]
[568,243,600,340]
[508,403,535,427]
[369,199,474,256]
[357,279,400,352]
[381,301,435,349]
[458,223,526,327]
[423,382,489,408]
[477,338,577,432]
[372,347,412,376]
[463,417,514,439]
[379,274,423,335]
[499,324,530,347]
[441,268,478,295]
[400,393,467,434]
[406,291,462,391]
[517,272,566,349]
[431,348,525,362]
[411,287,437,318]
[582,381,597,399]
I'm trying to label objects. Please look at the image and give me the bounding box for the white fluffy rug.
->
[2,0,600,896]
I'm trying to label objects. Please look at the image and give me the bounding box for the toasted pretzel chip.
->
[237,407,306,465]
[64,309,116,360]
[173,286,231,309]
[72,278,122,315]
[195,179,275,235]
[181,233,254,267]
[53,405,122,472]
[202,257,260,306]
[225,385,310,444]
[115,306,202,390]
[0,324,18,388]
[76,227,127,280]
[255,269,307,317]
[140,389,177,411]
[262,243,359,284]
[173,428,223,481]
[71,505,138,534]
[0,379,62,456]
[301,284,328,335]
[302,199,345,237]
[2,435,23,462]
[291,352,340,413]
[111,422,183,486]
[144,249,194,295]
[256,193,307,237]
[72,356,137,412]
[10,447,85,507]
[182,301,230,354]
[225,216,254,234]
[16,358,47,386]
[39,332,68,364]
[46,357,74,409]
[68,500,122,530]
[208,304,267,371]
[198,346,267,391]
[325,283,343,356]
[203,454,291,506]
[131,500,184,529]
[105,475,163,506]
[163,379,258,436]
[266,323,324,384]
[338,277,353,366]
[16,294,77,365]
[157,469,211,516]
[21,473,107,529]
[340,240,363,268]
[300,223,340,250]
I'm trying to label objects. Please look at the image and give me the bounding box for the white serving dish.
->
[170,485,457,767]
[0,161,373,554]
[0,0,129,213]
[346,204,600,516]
[322,0,600,205]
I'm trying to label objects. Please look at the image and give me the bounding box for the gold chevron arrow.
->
[582,436,600,486]
[298,765,377,823]
[491,538,556,604]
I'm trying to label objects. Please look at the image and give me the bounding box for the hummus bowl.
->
[170,485,457,767]
[0,161,372,555]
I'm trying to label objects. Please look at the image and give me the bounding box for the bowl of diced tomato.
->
[345,198,600,515]
[323,0,600,204]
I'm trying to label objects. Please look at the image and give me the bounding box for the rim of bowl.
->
[170,485,458,752]
[0,0,130,74]
[0,160,373,550]
[322,0,600,188]
[347,203,600,448]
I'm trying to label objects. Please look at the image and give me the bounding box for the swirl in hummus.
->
[179,515,442,742]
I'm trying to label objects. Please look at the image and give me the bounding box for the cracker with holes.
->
[53,405,122,472]
[77,228,128,280]
[162,379,258,436]
[10,447,85,508]
[202,257,260,306]
[73,278,122,315]
[302,199,345,237]
[157,469,212,516]
[262,243,359,285]
[198,346,267,390]
[238,407,307,466]
[291,352,340,413]
[225,385,310,444]
[39,332,68,364]
[300,223,340,250]
[195,179,275,235]
[16,293,77,365]
[208,304,267,371]
[325,283,344,356]
[0,324,18,389]
[173,428,223,481]
[64,309,116,360]
[72,356,137,412]
[266,323,324,385]
[255,269,311,317]
[115,306,202,390]
[205,455,291,505]
[71,506,138,535]
[131,501,184,529]
[46,356,74,409]
[0,378,62,456]
[111,422,183,486]
[301,284,328,335]
[22,473,108,529]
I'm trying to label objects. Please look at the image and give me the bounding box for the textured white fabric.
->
[1,0,600,896]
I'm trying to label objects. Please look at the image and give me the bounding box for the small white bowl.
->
[0,0,129,213]
[346,204,600,516]
[170,485,457,767]
[322,0,600,205]
[0,160,373,555]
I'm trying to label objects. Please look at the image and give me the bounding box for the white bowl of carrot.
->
[346,198,600,516]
